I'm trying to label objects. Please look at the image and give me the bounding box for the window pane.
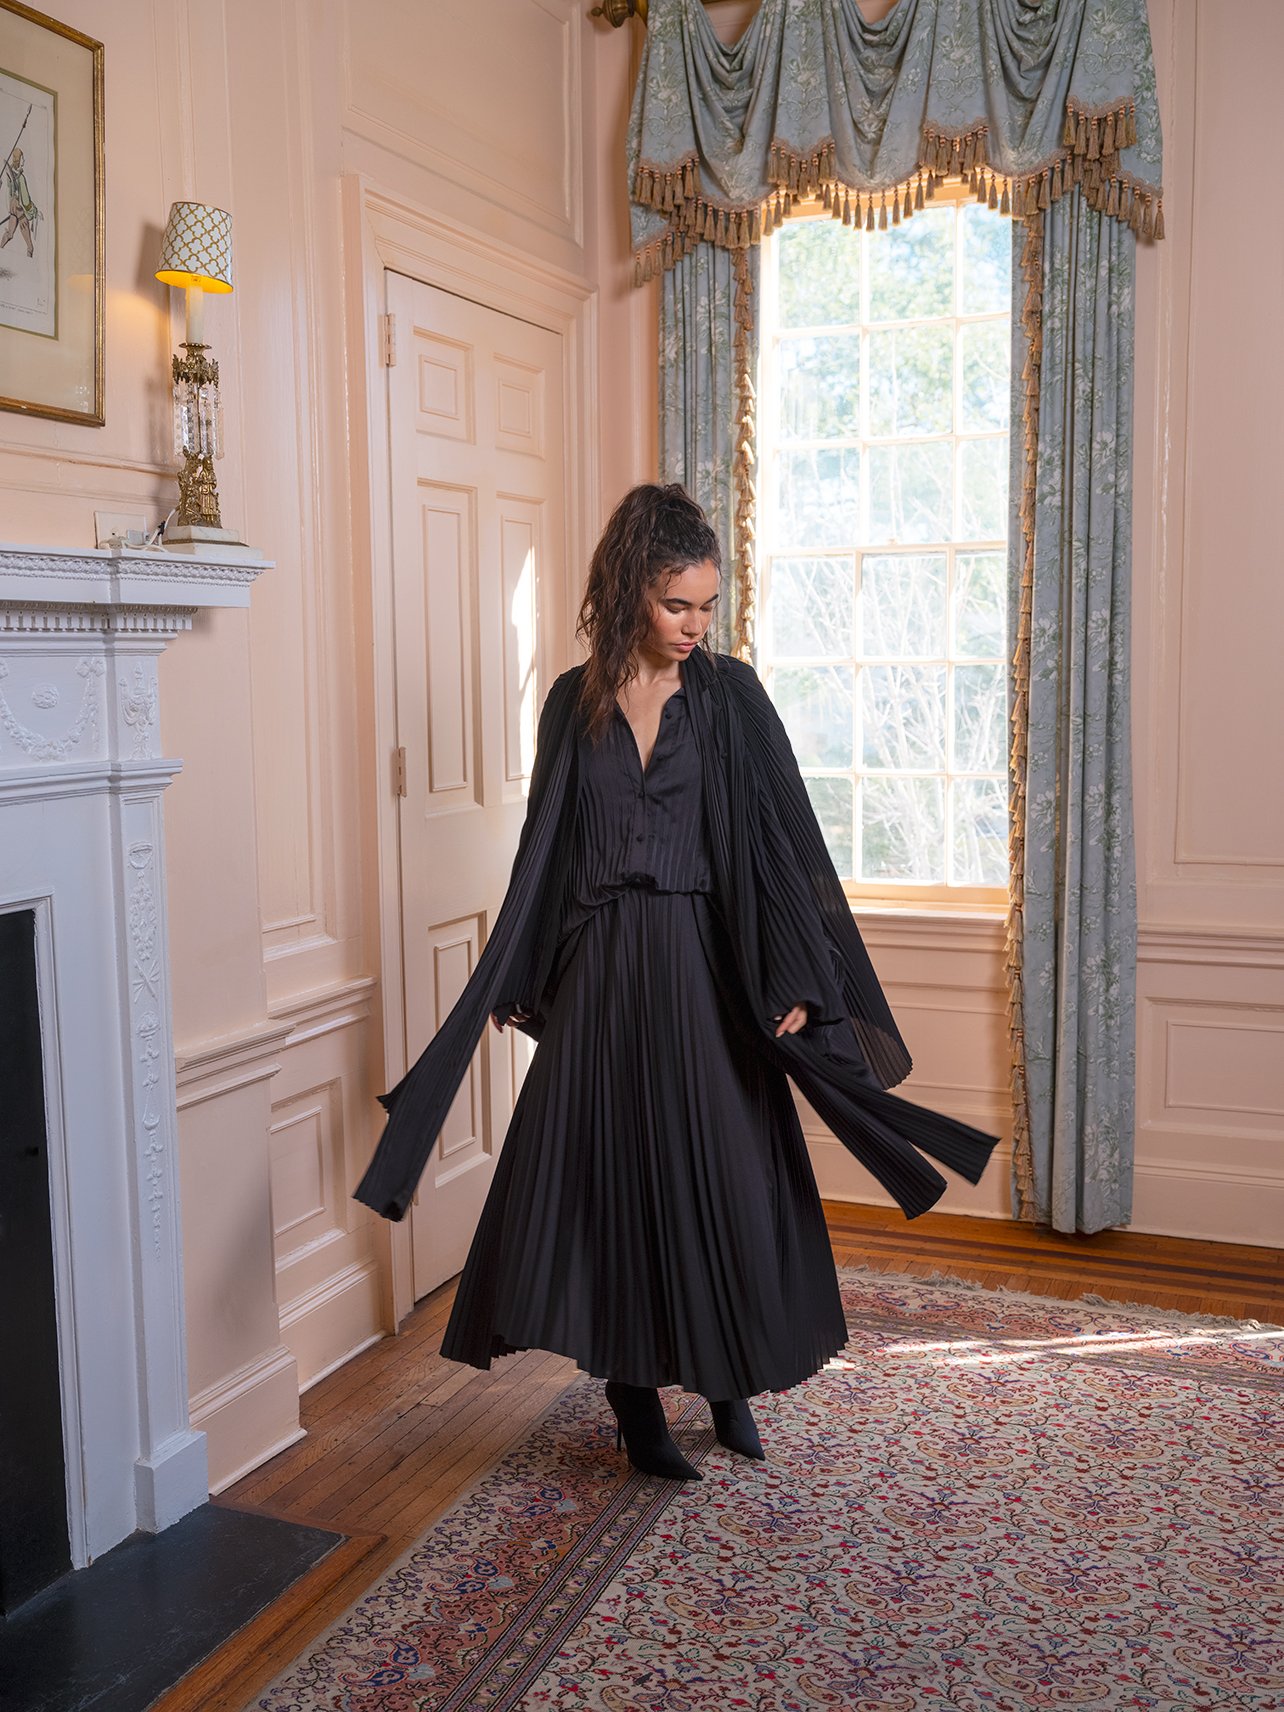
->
[953,662,1006,772]
[960,202,1012,316]
[956,436,1007,541]
[860,553,946,657]
[869,441,953,544]
[779,333,861,439]
[953,551,1006,657]
[960,320,1009,432]
[767,556,854,658]
[773,665,855,767]
[952,776,1008,884]
[778,220,862,328]
[868,324,953,437]
[862,663,946,769]
[774,447,861,548]
[861,775,945,882]
[805,775,854,878]
[868,206,953,322]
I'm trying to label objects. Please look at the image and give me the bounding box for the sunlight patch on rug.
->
[255,1269,1284,1711]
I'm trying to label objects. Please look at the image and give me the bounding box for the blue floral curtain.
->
[659,244,758,656]
[629,0,1163,1233]
[1007,200,1139,1231]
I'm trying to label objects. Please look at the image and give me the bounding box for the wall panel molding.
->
[341,0,583,250]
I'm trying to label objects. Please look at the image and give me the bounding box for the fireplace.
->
[0,542,268,1592]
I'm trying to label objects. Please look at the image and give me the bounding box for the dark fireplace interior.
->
[0,906,71,1615]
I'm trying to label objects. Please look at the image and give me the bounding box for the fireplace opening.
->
[0,906,71,1615]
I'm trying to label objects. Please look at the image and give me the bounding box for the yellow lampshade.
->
[155,200,234,293]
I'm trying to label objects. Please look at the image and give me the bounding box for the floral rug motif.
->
[254,1269,1284,1711]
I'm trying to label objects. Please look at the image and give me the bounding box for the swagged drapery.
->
[629,0,1163,1233]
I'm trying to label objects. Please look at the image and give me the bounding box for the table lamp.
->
[155,200,245,548]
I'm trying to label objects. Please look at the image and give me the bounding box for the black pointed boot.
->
[604,1381,702,1481]
[709,1397,765,1460]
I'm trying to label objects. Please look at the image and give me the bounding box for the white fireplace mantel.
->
[0,541,270,1566]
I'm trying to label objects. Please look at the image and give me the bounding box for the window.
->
[757,189,1012,906]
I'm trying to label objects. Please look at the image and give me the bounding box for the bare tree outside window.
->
[758,196,1012,902]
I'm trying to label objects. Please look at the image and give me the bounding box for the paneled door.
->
[386,271,565,1303]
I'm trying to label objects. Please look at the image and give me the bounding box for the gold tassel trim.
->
[631,98,1160,279]
[730,248,757,663]
[1005,209,1044,1226]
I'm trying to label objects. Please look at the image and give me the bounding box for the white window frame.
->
[755,178,1011,917]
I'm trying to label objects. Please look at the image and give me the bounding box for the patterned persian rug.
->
[254,1268,1284,1711]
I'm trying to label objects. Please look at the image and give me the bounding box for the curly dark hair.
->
[575,483,722,741]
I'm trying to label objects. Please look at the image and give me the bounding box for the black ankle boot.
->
[709,1397,765,1460]
[604,1381,702,1481]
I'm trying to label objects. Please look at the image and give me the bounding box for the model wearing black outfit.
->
[356,485,999,1481]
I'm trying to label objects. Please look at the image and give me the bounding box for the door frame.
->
[341,174,597,1326]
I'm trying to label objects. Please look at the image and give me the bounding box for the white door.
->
[386,271,566,1302]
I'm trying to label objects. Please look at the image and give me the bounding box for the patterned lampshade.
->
[155,201,234,294]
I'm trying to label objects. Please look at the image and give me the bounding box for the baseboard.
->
[190,1344,303,1495]
[278,1259,385,1390]
[1130,1155,1284,1247]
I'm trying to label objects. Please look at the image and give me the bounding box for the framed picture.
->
[0,2,103,425]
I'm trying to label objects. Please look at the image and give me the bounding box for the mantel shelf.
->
[0,541,272,613]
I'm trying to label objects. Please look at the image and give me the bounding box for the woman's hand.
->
[491,1009,531,1033]
[773,1004,808,1037]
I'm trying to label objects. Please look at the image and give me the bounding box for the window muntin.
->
[758,193,1012,902]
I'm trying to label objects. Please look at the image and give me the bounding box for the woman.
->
[356,484,998,1482]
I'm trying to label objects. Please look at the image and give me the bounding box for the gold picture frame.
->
[0,1,103,425]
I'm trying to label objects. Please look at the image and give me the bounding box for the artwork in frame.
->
[0,1,103,425]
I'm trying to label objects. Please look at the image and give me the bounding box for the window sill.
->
[846,899,1009,955]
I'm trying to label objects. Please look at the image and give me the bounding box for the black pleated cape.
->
[354,647,1000,1223]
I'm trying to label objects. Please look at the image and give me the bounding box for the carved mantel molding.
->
[0,539,269,1565]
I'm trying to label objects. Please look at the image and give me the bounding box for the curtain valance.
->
[629,0,1164,280]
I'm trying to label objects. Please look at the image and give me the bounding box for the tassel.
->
[1155,197,1165,240]
[682,160,693,198]
[1103,110,1117,158]
[1087,116,1100,161]
[1038,170,1050,210]
[878,192,888,230]
[1130,188,1144,233]
[892,192,901,225]
[1125,104,1137,148]
[1075,113,1087,155]
[842,188,852,226]
[1063,107,1076,149]
[1051,159,1062,200]
[1106,177,1120,219]
[915,171,925,210]
[926,170,936,199]
[1142,195,1155,240]
[988,172,998,209]
[774,191,784,222]
[903,186,913,219]
[866,199,875,231]
[822,181,832,210]
[1000,179,1010,215]
[703,204,716,241]
[715,209,726,246]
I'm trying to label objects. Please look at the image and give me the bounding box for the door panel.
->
[386,272,565,1302]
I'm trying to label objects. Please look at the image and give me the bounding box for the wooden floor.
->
[157,1205,1284,1711]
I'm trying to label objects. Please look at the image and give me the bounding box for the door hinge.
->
[394,745,407,796]
[381,311,397,366]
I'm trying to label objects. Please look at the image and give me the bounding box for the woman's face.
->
[641,558,720,664]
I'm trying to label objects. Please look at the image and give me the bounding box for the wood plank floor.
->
[158,1205,1284,1711]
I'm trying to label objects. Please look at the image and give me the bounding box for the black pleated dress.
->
[438,683,851,1402]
